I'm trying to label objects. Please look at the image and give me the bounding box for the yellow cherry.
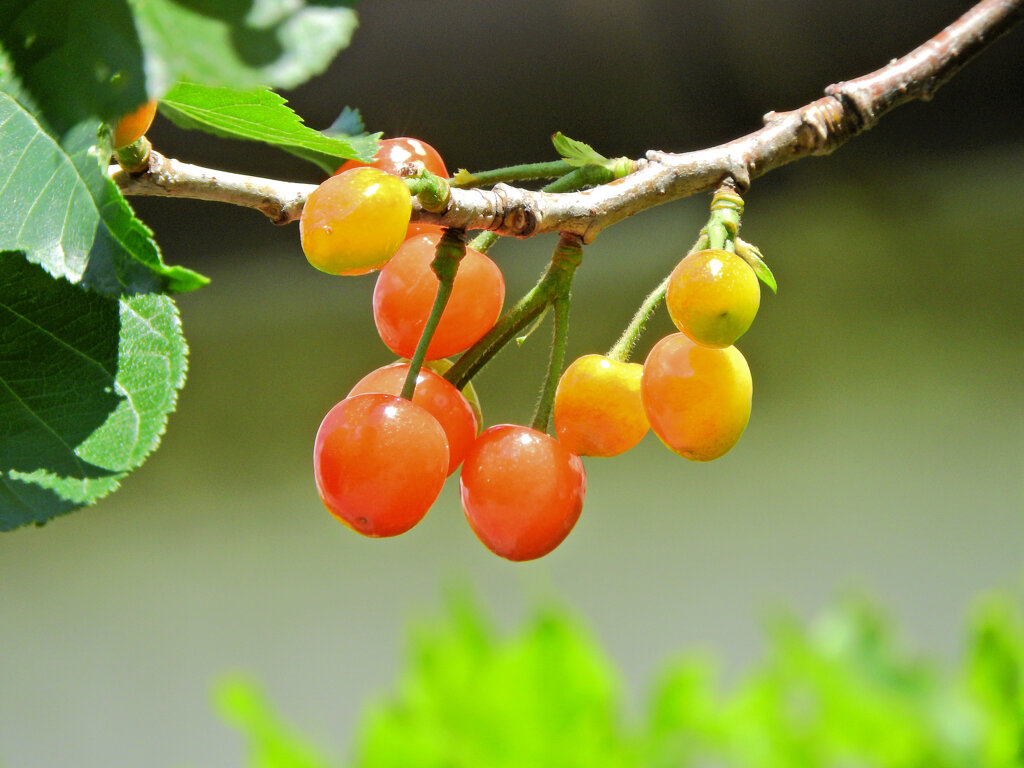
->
[553,354,649,457]
[641,333,752,461]
[666,248,760,348]
[300,167,412,276]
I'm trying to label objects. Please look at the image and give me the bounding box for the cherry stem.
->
[706,184,744,252]
[469,231,498,253]
[444,233,583,391]
[606,230,710,363]
[451,160,576,188]
[405,170,450,212]
[606,273,671,363]
[401,229,467,400]
[531,295,572,434]
[114,136,152,174]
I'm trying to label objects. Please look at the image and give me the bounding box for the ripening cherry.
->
[553,354,649,457]
[300,167,412,276]
[666,248,760,348]
[641,333,752,461]
[460,425,586,562]
[348,362,478,476]
[113,99,157,149]
[335,137,449,179]
[373,233,505,360]
[313,393,448,537]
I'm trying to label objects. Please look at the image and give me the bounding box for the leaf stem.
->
[401,230,466,400]
[451,160,576,188]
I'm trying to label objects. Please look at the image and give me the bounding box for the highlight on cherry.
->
[304,134,777,561]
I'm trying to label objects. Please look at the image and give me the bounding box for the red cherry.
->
[460,425,586,561]
[335,137,448,179]
[348,363,478,476]
[313,393,448,537]
[372,233,505,360]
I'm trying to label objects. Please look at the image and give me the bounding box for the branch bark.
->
[110,0,1022,239]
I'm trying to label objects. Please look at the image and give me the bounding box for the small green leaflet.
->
[323,106,367,138]
[551,132,609,168]
[0,255,189,530]
[159,83,379,174]
[0,88,207,295]
[735,237,778,293]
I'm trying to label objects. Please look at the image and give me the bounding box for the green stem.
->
[445,233,583,391]
[607,273,671,363]
[405,170,450,212]
[531,296,571,434]
[706,186,744,251]
[114,136,151,174]
[451,160,576,188]
[606,231,710,363]
[401,230,466,400]
[469,231,499,253]
[543,164,615,193]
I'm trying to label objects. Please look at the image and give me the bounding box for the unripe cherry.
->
[641,333,752,461]
[300,167,411,276]
[666,248,760,348]
[553,354,649,457]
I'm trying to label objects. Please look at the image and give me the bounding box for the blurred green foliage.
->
[219,593,1024,768]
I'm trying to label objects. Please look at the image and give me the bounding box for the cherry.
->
[460,425,586,561]
[553,354,649,457]
[372,233,505,360]
[335,137,449,179]
[666,248,760,348]
[641,333,752,461]
[300,167,411,276]
[113,99,157,149]
[348,362,478,476]
[313,393,448,537]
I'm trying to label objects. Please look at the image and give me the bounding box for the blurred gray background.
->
[2,1,1023,766]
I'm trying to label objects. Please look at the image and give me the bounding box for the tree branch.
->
[109,152,315,225]
[110,0,1022,238]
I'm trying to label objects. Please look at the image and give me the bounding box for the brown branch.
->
[110,0,1022,238]
[109,152,315,225]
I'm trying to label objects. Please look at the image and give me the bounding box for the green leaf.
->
[159,82,379,174]
[0,0,148,132]
[216,677,336,768]
[323,106,366,138]
[0,0,359,132]
[735,238,778,294]
[0,254,188,530]
[551,132,609,168]
[0,87,207,295]
[353,595,632,768]
[132,0,359,92]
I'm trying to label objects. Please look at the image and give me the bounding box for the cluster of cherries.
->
[300,138,759,561]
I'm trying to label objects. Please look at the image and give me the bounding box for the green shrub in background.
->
[218,593,1024,768]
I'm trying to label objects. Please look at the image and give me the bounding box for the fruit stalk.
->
[401,229,467,400]
[606,230,709,363]
[444,233,582,390]
[531,295,572,433]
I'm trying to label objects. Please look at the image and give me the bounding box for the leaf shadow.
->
[0,253,123,482]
